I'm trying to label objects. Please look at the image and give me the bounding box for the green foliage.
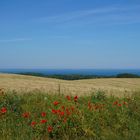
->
[91,91,107,103]
[19,72,140,80]
[116,73,140,78]
[0,90,140,140]
[18,73,113,80]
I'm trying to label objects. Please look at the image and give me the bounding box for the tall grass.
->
[0,89,140,140]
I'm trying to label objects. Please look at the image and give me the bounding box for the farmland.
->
[0,73,140,96]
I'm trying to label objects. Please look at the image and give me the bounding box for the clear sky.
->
[0,0,140,69]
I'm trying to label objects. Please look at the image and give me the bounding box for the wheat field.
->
[0,73,140,96]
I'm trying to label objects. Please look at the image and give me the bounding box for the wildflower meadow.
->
[0,89,140,140]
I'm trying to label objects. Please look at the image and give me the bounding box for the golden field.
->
[0,73,140,96]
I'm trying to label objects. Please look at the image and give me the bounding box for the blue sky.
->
[0,0,140,69]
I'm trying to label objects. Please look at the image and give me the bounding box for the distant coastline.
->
[0,69,140,80]
[0,69,140,76]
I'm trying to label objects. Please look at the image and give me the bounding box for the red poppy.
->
[40,119,47,124]
[66,95,71,101]
[61,106,65,110]
[1,107,7,114]
[113,101,118,105]
[66,108,69,112]
[71,106,74,112]
[66,109,71,116]
[60,111,64,116]
[118,104,122,107]
[57,109,61,113]
[74,96,78,102]
[123,101,127,105]
[63,118,67,123]
[41,112,46,117]
[53,101,59,106]
[22,112,30,118]
[48,126,53,133]
[52,109,57,114]
[66,111,71,116]
[31,121,36,127]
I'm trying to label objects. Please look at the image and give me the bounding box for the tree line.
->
[18,72,140,80]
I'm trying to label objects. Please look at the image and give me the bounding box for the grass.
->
[0,89,140,140]
[0,73,140,96]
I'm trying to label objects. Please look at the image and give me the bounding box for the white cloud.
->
[35,5,140,25]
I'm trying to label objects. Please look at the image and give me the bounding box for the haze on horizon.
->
[0,0,140,69]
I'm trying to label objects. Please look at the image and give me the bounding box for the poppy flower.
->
[53,101,59,106]
[47,126,53,133]
[123,101,127,105]
[40,119,47,124]
[61,106,65,110]
[71,106,74,112]
[118,104,122,107]
[22,112,30,118]
[41,112,46,117]
[66,109,71,116]
[31,121,36,127]
[66,95,71,101]
[113,101,118,105]
[74,96,78,102]
[60,111,64,116]
[1,107,7,114]
[63,118,67,123]
[66,108,69,112]
[57,109,61,113]
[52,109,57,114]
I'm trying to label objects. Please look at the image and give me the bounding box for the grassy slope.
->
[0,73,140,96]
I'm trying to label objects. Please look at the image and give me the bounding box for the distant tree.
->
[116,73,140,78]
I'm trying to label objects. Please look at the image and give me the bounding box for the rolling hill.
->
[0,73,140,96]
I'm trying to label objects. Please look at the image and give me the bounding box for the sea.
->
[0,69,140,76]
